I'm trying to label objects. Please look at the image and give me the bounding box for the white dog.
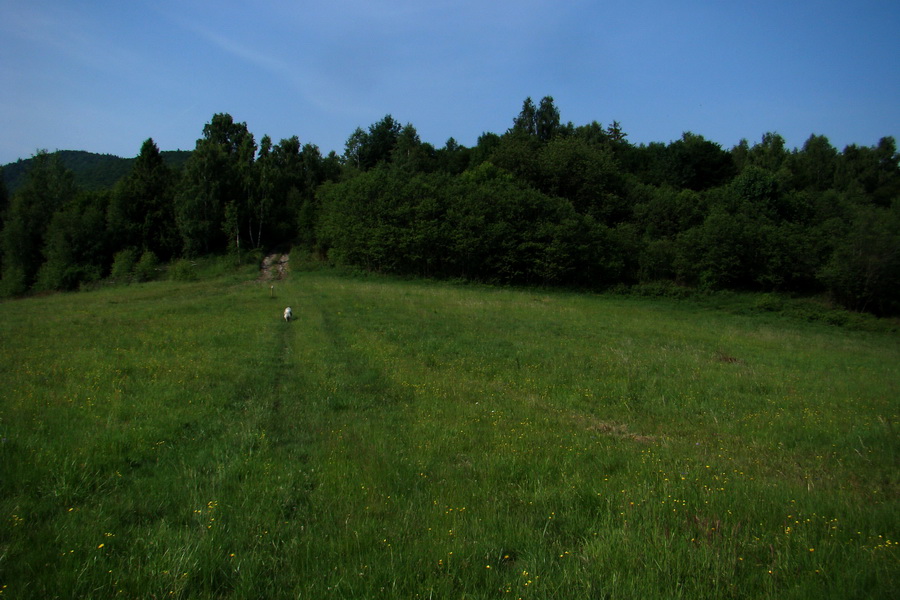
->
[283,307,292,322]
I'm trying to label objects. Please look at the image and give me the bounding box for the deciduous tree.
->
[36,190,109,290]
[0,151,77,295]
[175,114,254,256]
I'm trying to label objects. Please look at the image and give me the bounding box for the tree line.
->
[1,98,898,315]
[1,150,192,194]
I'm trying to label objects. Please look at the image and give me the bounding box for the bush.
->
[627,280,692,299]
[0,264,29,297]
[169,259,198,281]
[35,261,102,292]
[110,249,138,283]
[134,251,159,282]
[754,293,785,312]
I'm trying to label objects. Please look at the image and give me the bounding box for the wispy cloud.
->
[157,6,371,118]
[188,22,295,81]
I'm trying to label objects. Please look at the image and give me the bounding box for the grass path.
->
[0,267,897,598]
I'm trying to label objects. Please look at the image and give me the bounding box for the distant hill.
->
[1,149,192,195]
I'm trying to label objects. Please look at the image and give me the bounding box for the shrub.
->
[133,251,159,282]
[110,248,138,283]
[35,261,102,292]
[169,258,198,282]
[754,293,785,312]
[628,280,692,299]
[0,264,29,297]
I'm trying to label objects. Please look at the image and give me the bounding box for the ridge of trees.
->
[1,97,898,315]
[1,149,192,195]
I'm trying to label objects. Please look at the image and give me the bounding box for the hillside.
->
[1,149,192,194]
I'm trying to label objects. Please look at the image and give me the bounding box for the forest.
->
[1,97,898,315]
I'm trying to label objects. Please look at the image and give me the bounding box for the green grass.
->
[1,264,897,599]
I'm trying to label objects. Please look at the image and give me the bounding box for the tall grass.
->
[0,268,896,598]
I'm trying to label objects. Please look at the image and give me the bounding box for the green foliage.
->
[535,96,562,142]
[622,133,734,191]
[1,151,129,194]
[488,128,542,182]
[512,96,538,135]
[666,132,736,191]
[511,95,561,142]
[835,137,900,206]
[793,134,838,191]
[469,132,501,166]
[4,100,899,316]
[256,137,332,249]
[168,258,198,281]
[1,150,192,196]
[34,191,109,291]
[633,185,706,240]
[1,151,78,295]
[175,114,255,256]
[317,163,624,286]
[0,263,28,297]
[637,238,678,282]
[342,115,403,172]
[537,136,627,223]
[736,132,790,174]
[133,250,160,282]
[435,137,471,175]
[110,248,138,282]
[311,99,899,314]
[819,205,900,315]
[392,123,436,174]
[0,166,8,227]
[109,139,179,260]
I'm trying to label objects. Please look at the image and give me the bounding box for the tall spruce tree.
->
[108,138,178,259]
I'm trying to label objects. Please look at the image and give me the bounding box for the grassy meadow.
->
[0,261,897,599]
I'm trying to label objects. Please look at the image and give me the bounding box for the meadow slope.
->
[0,266,897,599]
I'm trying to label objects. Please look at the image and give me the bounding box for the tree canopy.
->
[2,101,898,315]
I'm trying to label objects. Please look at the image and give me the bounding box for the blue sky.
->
[2,0,898,164]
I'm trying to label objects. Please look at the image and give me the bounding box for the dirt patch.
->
[573,414,657,444]
[714,350,742,364]
[259,253,289,281]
